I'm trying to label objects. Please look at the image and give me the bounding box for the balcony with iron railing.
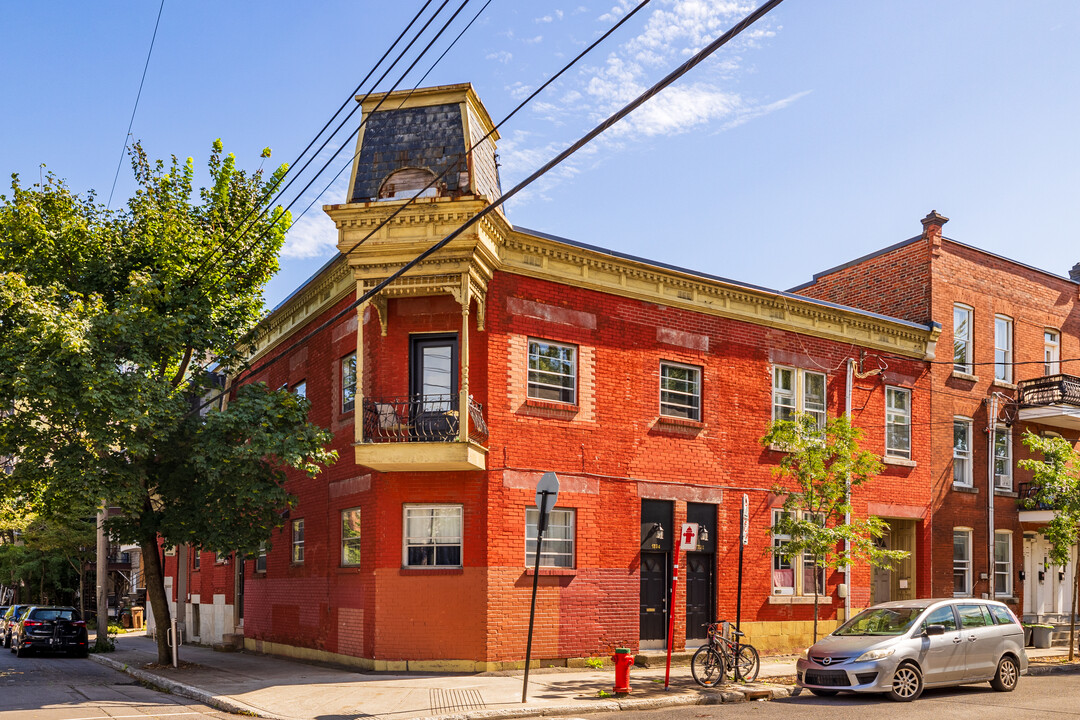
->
[354,393,489,472]
[1018,481,1061,524]
[1018,374,1080,431]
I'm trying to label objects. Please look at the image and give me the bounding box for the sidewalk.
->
[90,634,795,720]
[89,634,1080,720]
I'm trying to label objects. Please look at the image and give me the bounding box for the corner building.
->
[221,84,940,669]
[794,212,1080,623]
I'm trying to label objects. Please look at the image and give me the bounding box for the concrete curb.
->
[89,652,299,720]
[1028,662,1080,677]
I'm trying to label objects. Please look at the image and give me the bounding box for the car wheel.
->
[808,688,839,697]
[990,655,1019,692]
[15,641,30,658]
[888,662,923,702]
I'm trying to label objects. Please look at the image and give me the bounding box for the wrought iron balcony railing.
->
[1018,482,1058,511]
[363,394,488,445]
[1018,374,1080,408]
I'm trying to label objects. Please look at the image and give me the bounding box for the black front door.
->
[640,552,668,641]
[409,334,458,439]
[685,553,713,642]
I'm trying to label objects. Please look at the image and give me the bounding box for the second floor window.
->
[994,429,1012,490]
[994,315,1013,382]
[255,543,267,573]
[953,304,973,373]
[292,519,305,564]
[953,418,972,486]
[885,387,911,459]
[528,339,576,404]
[293,380,307,398]
[659,362,701,421]
[772,366,826,430]
[1045,330,1060,375]
[342,353,357,413]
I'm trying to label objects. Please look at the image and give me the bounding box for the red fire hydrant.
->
[612,647,634,694]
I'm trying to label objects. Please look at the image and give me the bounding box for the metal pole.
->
[735,504,745,682]
[96,504,108,644]
[988,395,998,598]
[522,491,551,703]
[664,562,678,688]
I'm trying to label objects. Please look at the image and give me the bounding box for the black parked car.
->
[1,605,30,648]
[11,606,88,658]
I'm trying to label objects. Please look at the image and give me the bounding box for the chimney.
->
[1070,263,1080,283]
[920,210,949,241]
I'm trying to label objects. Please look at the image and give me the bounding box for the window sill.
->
[996,595,1019,604]
[995,489,1018,498]
[655,416,704,429]
[523,398,579,417]
[525,567,577,576]
[951,370,978,382]
[992,379,1017,390]
[953,484,978,494]
[399,567,464,576]
[883,457,917,468]
[336,566,362,574]
[769,595,832,605]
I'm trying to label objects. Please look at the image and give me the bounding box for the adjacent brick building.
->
[794,212,1080,621]
[159,84,944,667]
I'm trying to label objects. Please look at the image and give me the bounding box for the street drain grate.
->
[430,688,486,714]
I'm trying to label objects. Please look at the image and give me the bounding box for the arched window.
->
[377,168,439,200]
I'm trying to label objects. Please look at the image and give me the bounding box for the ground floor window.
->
[771,510,825,596]
[525,507,575,567]
[954,528,971,596]
[995,531,1012,597]
[403,505,463,567]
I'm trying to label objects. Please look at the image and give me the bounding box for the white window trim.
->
[294,380,307,399]
[772,366,827,429]
[953,417,973,487]
[402,504,464,568]
[292,518,305,565]
[659,361,702,421]
[771,509,826,597]
[994,315,1013,383]
[885,386,912,459]
[527,338,578,405]
[953,304,973,373]
[1045,330,1061,376]
[342,352,357,413]
[994,428,1013,490]
[341,507,362,567]
[953,527,972,597]
[524,507,576,568]
[994,530,1013,598]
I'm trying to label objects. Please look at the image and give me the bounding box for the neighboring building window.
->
[341,508,362,566]
[772,366,826,429]
[659,362,701,421]
[293,380,307,399]
[255,543,267,573]
[342,353,357,412]
[1045,330,1060,376]
[953,418,972,487]
[995,315,1013,382]
[771,510,825,596]
[995,531,1013,597]
[953,304,973,373]
[527,339,577,404]
[292,519,305,564]
[953,528,972,596]
[525,507,575,568]
[994,429,1012,490]
[885,387,911,459]
[403,505,463,567]
[192,549,200,571]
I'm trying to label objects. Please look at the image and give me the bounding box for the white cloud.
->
[486,50,513,64]
[523,35,544,44]
[535,10,564,23]
[282,210,337,259]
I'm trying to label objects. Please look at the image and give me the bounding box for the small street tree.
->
[761,413,908,642]
[0,143,337,663]
[1018,430,1080,660]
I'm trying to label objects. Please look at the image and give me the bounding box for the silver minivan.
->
[796,598,1028,701]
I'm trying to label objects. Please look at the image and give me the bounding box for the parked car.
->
[1,605,30,648]
[11,606,88,658]
[796,598,1027,702]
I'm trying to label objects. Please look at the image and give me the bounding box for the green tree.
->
[1018,430,1080,660]
[0,143,336,663]
[761,413,908,641]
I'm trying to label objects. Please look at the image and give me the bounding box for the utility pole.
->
[987,394,999,598]
[96,504,108,643]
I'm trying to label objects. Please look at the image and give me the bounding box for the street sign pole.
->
[522,472,559,703]
[667,522,699,689]
[735,494,748,681]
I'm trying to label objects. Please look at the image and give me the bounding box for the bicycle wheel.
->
[691,646,726,687]
[733,644,759,682]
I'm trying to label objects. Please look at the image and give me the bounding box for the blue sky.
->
[2,1,1078,309]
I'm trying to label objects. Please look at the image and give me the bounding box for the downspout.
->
[845,359,854,622]
[987,394,999,599]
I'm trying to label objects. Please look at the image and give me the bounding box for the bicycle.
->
[691,621,760,686]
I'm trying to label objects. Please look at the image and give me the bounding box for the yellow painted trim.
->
[244,638,375,670]
[353,440,487,472]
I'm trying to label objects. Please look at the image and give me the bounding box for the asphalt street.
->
[0,646,233,720]
[540,673,1080,720]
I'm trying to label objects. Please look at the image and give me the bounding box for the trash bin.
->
[131,606,144,629]
[121,610,132,628]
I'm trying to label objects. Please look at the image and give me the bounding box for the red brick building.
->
[794,212,1080,621]
[159,85,940,668]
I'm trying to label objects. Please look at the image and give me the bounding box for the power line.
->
[106,0,165,210]
[193,0,787,415]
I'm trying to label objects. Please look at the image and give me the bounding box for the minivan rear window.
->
[989,605,1017,625]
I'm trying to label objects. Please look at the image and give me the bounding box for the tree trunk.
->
[812,558,820,642]
[140,531,172,665]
